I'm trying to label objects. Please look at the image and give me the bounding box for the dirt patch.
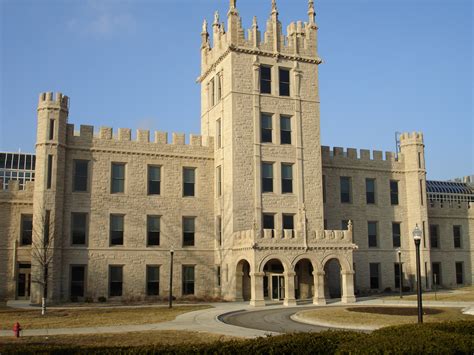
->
[347,307,443,316]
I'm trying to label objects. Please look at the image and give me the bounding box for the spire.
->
[252,16,258,29]
[308,0,315,24]
[271,0,278,18]
[230,0,236,9]
[201,19,209,48]
[213,11,220,27]
[202,19,208,34]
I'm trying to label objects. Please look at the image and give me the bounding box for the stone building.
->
[0,0,473,305]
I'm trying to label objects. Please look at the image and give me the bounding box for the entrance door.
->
[17,263,31,299]
[271,274,285,300]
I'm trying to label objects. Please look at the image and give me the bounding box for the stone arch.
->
[258,254,292,273]
[235,259,251,301]
[291,254,321,273]
[324,258,342,299]
[293,257,315,300]
[320,253,352,274]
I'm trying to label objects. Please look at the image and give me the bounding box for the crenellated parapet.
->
[428,200,474,218]
[321,146,403,170]
[399,131,424,147]
[0,180,34,204]
[37,92,69,112]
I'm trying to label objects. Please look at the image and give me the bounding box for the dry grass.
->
[0,305,211,330]
[382,286,474,302]
[0,330,238,347]
[298,306,473,328]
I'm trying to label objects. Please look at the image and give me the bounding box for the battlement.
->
[321,146,402,165]
[399,131,424,145]
[428,200,474,210]
[37,92,69,109]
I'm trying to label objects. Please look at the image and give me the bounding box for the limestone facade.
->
[0,0,472,304]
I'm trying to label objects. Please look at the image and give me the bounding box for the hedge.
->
[1,320,473,354]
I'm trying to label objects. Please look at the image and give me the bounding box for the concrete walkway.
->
[1,299,472,338]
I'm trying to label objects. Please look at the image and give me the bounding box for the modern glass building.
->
[0,152,36,190]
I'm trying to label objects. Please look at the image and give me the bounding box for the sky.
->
[0,0,472,180]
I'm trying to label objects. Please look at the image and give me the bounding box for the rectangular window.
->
[261,114,273,143]
[281,163,293,193]
[420,179,424,206]
[73,160,89,192]
[280,116,291,144]
[111,163,125,193]
[455,262,463,285]
[44,210,50,246]
[110,214,124,246]
[260,66,272,94]
[453,225,461,248]
[324,219,327,230]
[216,75,222,102]
[217,166,222,197]
[216,216,222,246]
[148,166,161,195]
[182,265,195,295]
[279,68,290,96]
[70,265,85,298]
[147,215,160,246]
[47,155,53,189]
[263,213,275,230]
[368,221,378,248]
[217,266,221,287]
[392,222,401,248]
[322,175,326,203]
[183,217,195,247]
[390,180,399,205]
[394,263,402,289]
[216,119,222,148]
[20,214,33,246]
[183,168,195,197]
[209,78,215,107]
[71,213,87,245]
[109,265,123,297]
[146,265,160,296]
[49,119,55,140]
[369,263,380,289]
[365,178,375,204]
[282,214,294,230]
[432,262,441,285]
[340,177,351,203]
[262,162,274,193]
[430,225,439,248]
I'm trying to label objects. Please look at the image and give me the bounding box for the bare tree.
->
[30,210,55,315]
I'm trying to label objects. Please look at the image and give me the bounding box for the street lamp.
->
[169,246,174,309]
[412,224,423,323]
[397,248,403,299]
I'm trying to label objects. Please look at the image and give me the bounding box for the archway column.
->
[312,271,326,305]
[341,270,356,303]
[250,272,265,307]
[283,271,297,306]
[235,271,244,301]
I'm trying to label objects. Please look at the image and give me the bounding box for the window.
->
[216,119,222,148]
[430,225,439,248]
[110,214,124,246]
[216,216,222,246]
[282,214,294,230]
[262,163,273,193]
[324,219,327,230]
[111,163,125,193]
[20,214,33,246]
[47,155,53,189]
[217,266,221,287]
[455,262,463,285]
[49,119,55,140]
[432,262,441,285]
[217,166,222,197]
[147,215,160,246]
[183,168,195,197]
[390,180,399,205]
[322,175,326,203]
[366,178,375,204]
[261,114,273,143]
[340,177,351,203]
[453,225,461,248]
[392,222,401,248]
[146,265,160,296]
[281,164,293,193]
[73,160,89,192]
[394,263,403,289]
[109,265,123,297]
[263,214,275,230]
[368,221,378,247]
[260,66,271,94]
[183,217,195,247]
[209,78,215,107]
[216,75,222,102]
[182,265,195,295]
[148,166,161,195]
[44,210,50,245]
[369,263,380,289]
[420,179,424,206]
[70,265,85,298]
[341,220,349,230]
[280,116,291,144]
[279,68,290,96]
[71,213,87,245]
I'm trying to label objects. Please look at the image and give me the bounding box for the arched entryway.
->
[324,258,342,299]
[262,259,285,301]
[236,259,251,301]
[295,259,314,300]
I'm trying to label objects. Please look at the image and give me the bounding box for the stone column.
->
[283,271,297,306]
[250,272,265,307]
[235,271,244,302]
[341,271,356,303]
[312,271,326,305]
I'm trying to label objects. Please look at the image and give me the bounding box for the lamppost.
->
[412,224,423,323]
[397,248,403,299]
[169,246,174,309]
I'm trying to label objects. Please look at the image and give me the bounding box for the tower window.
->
[47,155,53,189]
[365,178,376,204]
[390,180,399,205]
[209,78,215,107]
[216,216,222,246]
[340,177,352,203]
[73,160,89,192]
[281,163,293,193]
[49,119,55,140]
[183,217,195,247]
[260,66,272,94]
[261,114,273,143]
[216,119,222,148]
[453,225,462,248]
[216,165,222,197]
[279,68,290,96]
[262,163,274,193]
[20,214,33,246]
[147,215,160,246]
[322,175,326,203]
[216,74,222,102]
[148,166,161,195]
[280,116,291,144]
[183,168,196,197]
[430,225,439,248]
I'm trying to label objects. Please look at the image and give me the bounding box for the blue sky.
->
[0,0,472,180]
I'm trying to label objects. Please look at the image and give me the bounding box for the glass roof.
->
[426,180,474,195]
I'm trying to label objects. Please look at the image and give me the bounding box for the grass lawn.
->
[297,306,473,328]
[0,305,211,330]
[382,285,474,302]
[0,330,237,347]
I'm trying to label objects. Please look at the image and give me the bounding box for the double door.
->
[265,274,285,300]
[17,263,31,299]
